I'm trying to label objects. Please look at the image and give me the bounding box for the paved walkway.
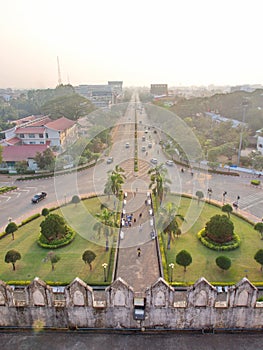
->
[116,191,161,293]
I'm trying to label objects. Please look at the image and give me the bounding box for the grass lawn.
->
[0,196,119,285]
[161,194,263,285]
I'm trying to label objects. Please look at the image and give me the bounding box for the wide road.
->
[0,98,262,232]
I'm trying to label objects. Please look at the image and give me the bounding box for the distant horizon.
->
[1,1,263,90]
[1,81,263,91]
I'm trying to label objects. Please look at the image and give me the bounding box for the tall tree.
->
[106,164,126,197]
[222,204,233,218]
[47,251,60,271]
[195,191,204,205]
[34,148,55,171]
[5,222,18,240]
[176,250,192,272]
[94,208,116,251]
[148,164,171,205]
[82,250,96,271]
[5,250,21,271]
[157,202,185,249]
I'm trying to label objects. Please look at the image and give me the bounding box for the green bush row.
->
[0,186,17,194]
[20,213,41,226]
[37,228,76,249]
[197,228,241,251]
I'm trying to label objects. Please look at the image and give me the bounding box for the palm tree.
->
[94,208,116,251]
[105,164,126,198]
[148,164,171,205]
[157,202,185,249]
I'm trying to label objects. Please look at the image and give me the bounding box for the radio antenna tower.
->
[57,56,62,86]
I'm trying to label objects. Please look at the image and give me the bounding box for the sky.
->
[1,0,263,89]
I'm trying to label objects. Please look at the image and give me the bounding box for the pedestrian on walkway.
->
[139,213,142,219]
[137,247,141,257]
[139,224,142,232]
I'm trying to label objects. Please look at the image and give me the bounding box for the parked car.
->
[107,157,113,164]
[31,192,47,203]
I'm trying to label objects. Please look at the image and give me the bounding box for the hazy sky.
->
[1,0,263,89]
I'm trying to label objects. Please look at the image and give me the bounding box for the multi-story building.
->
[0,115,77,171]
[150,84,168,97]
[75,81,123,108]
[1,115,77,151]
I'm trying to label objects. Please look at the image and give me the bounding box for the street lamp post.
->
[207,188,213,203]
[237,100,249,166]
[169,263,175,283]
[102,263,108,282]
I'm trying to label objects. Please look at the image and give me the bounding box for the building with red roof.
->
[1,115,77,151]
[1,144,50,171]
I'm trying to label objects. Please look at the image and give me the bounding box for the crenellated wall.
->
[0,277,262,330]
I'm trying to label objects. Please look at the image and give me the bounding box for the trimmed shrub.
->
[20,213,41,226]
[37,227,76,249]
[197,228,240,251]
[251,179,260,186]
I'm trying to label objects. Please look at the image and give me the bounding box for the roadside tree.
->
[5,222,18,240]
[222,204,233,218]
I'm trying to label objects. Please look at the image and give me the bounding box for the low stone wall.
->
[0,276,262,330]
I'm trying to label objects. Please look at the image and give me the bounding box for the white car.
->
[166,160,174,166]
[151,158,158,164]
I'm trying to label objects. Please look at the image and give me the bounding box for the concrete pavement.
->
[116,191,161,292]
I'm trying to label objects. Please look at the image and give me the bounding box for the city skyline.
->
[1,0,263,89]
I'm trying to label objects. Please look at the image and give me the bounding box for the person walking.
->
[137,247,141,257]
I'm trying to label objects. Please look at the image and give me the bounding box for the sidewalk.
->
[116,191,161,293]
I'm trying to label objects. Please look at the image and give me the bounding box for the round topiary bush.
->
[205,214,234,243]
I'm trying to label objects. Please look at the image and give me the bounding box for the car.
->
[141,146,146,152]
[166,160,174,166]
[31,192,47,203]
[150,158,158,164]
[125,142,130,148]
[148,143,152,148]
[107,157,113,164]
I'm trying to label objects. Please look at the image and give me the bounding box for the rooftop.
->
[2,144,49,162]
[45,117,75,131]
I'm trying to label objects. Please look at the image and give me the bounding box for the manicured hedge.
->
[251,179,261,186]
[37,227,76,249]
[0,186,17,194]
[20,213,41,226]
[197,228,241,251]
